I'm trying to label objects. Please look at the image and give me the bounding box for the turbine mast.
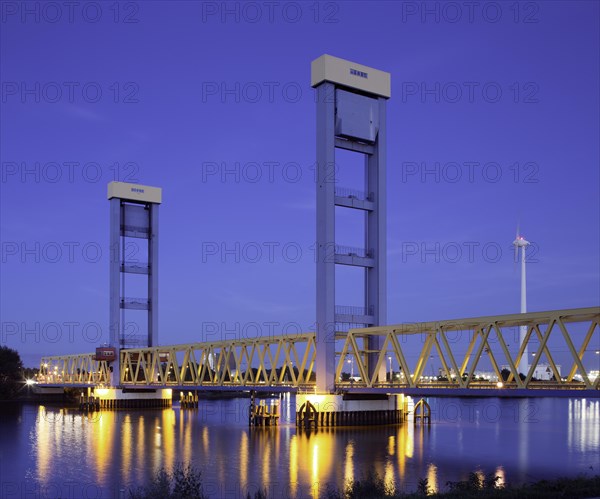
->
[513,233,530,376]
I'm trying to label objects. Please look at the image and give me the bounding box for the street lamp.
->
[347,358,354,378]
[388,355,392,381]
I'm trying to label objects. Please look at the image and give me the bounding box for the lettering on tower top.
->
[311,54,391,98]
[107,181,162,204]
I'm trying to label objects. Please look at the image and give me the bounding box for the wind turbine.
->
[513,228,530,376]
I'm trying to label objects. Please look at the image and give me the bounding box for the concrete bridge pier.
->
[296,393,410,428]
[90,387,172,409]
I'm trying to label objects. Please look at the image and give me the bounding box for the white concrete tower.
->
[312,55,391,392]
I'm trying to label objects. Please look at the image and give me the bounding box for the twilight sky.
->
[1,1,599,369]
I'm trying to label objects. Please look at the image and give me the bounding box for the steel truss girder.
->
[38,308,599,392]
[112,334,317,388]
[338,307,599,391]
[39,354,110,385]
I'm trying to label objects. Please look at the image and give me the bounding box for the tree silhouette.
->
[0,346,23,400]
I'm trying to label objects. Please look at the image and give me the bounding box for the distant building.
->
[532,364,561,380]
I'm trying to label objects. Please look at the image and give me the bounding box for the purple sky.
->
[1,1,599,369]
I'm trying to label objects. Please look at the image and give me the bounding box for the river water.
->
[0,396,598,498]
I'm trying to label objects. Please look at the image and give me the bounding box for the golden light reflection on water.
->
[495,466,505,488]
[153,415,162,471]
[25,398,600,497]
[312,443,319,496]
[240,431,249,491]
[162,410,175,473]
[137,415,146,483]
[384,461,395,493]
[312,433,334,497]
[388,435,395,456]
[344,440,354,485]
[35,406,51,485]
[32,407,419,495]
[405,423,414,459]
[396,422,414,481]
[294,430,336,498]
[262,435,271,487]
[427,463,438,493]
[121,415,132,485]
[475,470,485,487]
[289,435,298,497]
[32,404,433,497]
[202,425,209,454]
[154,421,161,447]
[93,411,114,482]
[182,412,192,465]
[285,426,420,498]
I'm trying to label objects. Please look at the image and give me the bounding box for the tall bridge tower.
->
[108,181,162,385]
[312,55,391,392]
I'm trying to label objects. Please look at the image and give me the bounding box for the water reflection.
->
[122,414,132,485]
[568,399,600,452]
[495,466,505,488]
[383,461,395,493]
[344,440,354,485]
[7,398,599,498]
[181,410,192,465]
[34,406,51,485]
[427,463,438,494]
[137,415,146,484]
[387,435,395,456]
[311,441,319,496]
[240,430,249,491]
[262,432,271,487]
[289,434,298,497]
[285,424,419,497]
[163,410,176,474]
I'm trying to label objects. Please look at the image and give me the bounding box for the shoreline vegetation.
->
[130,464,600,499]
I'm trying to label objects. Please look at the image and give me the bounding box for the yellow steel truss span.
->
[118,333,317,387]
[38,353,111,385]
[38,307,599,391]
[342,307,599,390]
